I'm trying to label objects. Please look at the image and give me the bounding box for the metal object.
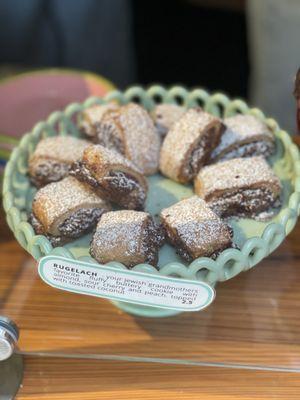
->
[0,317,19,362]
[0,354,23,400]
[0,317,22,399]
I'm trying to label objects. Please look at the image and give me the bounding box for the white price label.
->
[38,256,215,312]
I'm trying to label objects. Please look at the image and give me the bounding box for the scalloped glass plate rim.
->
[2,85,300,292]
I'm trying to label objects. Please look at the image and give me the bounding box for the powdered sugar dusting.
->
[215,141,274,162]
[195,157,282,199]
[161,196,219,225]
[91,210,162,266]
[118,103,161,175]
[94,210,145,254]
[159,108,224,182]
[211,114,275,161]
[84,144,144,174]
[32,176,110,231]
[151,104,186,137]
[93,103,160,175]
[209,187,280,219]
[80,104,118,137]
[30,136,90,164]
[160,196,232,257]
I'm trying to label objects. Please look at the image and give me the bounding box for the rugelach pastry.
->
[29,136,90,187]
[90,210,165,268]
[79,103,119,139]
[159,108,225,183]
[210,114,275,162]
[151,104,186,139]
[30,176,111,246]
[95,103,160,175]
[160,196,233,262]
[194,157,282,218]
[70,144,148,210]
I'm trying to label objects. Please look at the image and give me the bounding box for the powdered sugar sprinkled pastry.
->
[29,176,111,247]
[90,210,165,268]
[194,157,282,219]
[29,136,90,187]
[79,103,119,139]
[159,108,225,183]
[160,196,233,262]
[70,144,148,210]
[210,114,275,163]
[151,104,186,139]
[95,103,160,175]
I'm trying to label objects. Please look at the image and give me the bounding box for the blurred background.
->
[0,0,299,132]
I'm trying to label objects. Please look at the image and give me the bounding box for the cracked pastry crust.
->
[70,144,148,210]
[151,104,186,139]
[194,157,282,218]
[210,114,275,163]
[29,136,90,187]
[79,103,119,139]
[159,108,225,183]
[30,176,111,244]
[160,196,233,262]
[95,103,160,175]
[90,210,165,268]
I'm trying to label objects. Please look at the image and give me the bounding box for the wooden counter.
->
[1,139,300,399]
[17,357,300,400]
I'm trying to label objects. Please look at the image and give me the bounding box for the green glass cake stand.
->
[3,86,300,317]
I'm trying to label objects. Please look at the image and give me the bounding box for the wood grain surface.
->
[16,356,300,400]
[1,137,300,398]
[2,211,300,370]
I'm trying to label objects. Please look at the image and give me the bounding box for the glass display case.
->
[1,212,300,373]
[1,86,300,375]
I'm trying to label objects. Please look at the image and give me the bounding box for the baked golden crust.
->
[96,103,160,175]
[79,103,119,138]
[81,144,147,189]
[29,136,90,186]
[151,104,186,138]
[71,145,148,210]
[32,176,111,236]
[210,115,275,162]
[194,157,282,218]
[159,108,225,183]
[29,136,90,167]
[90,210,164,267]
[194,156,281,201]
[160,196,232,261]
